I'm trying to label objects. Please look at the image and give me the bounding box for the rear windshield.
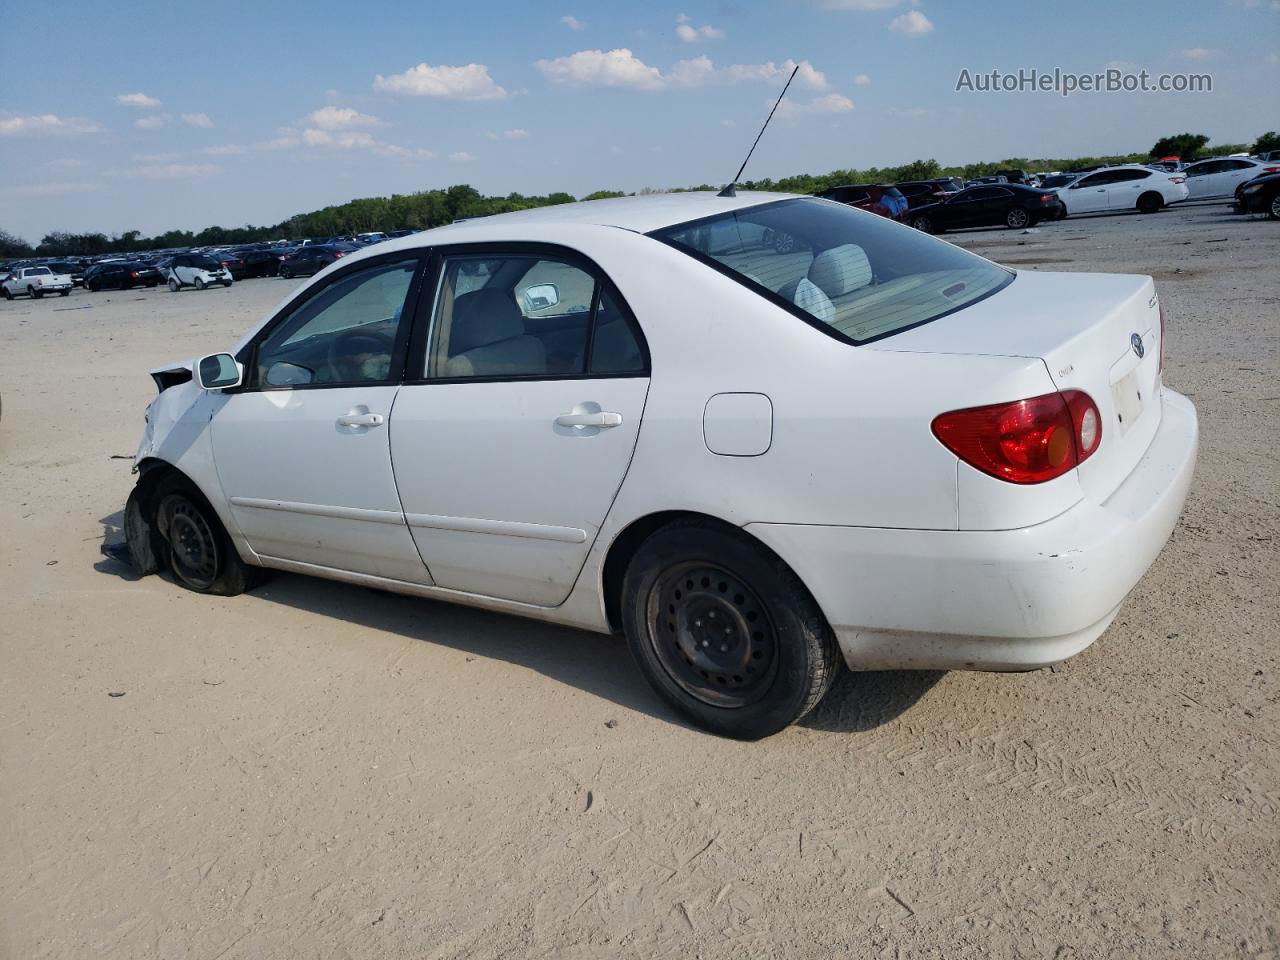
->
[650,197,1013,345]
[192,256,222,270]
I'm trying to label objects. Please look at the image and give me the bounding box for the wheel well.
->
[600,511,795,634]
[1137,190,1163,208]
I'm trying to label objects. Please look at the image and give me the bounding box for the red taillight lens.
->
[130,271,139,278]
[334,251,345,258]
[932,390,1102,484]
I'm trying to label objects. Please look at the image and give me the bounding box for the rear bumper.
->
[746,388,1198,671]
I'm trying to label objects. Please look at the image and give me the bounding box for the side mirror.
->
[521,282,560,312]
[196,353,243,390]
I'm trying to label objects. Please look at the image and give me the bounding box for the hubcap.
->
[1010,210,1028,227]
[165,496,219,588]
[648,563,778,708]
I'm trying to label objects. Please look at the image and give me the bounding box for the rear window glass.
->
[651,197,1013,344]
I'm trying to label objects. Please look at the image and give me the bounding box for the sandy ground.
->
[1,201,1276,960]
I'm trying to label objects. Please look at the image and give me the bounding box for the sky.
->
[1,0,1275,241]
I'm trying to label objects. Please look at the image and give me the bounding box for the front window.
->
[651,197,1013,344]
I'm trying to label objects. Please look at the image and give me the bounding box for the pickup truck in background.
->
[2,266,74,299]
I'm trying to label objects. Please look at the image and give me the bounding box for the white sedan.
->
[114,192,1198,739]
[1053,165,1188,216]
[1182,156,1280,200]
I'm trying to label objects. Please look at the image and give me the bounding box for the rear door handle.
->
[337,413,385,427]
[556,411,623,428]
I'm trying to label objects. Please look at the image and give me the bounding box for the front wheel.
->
[155,479,253,595]
[194,277,206,290]
[280,266,292,279]
[1269,194,1280,221]
[1005,207,1030,229]
[168,279,180,292]
[2,287,11,300]
[911,215,934,234]
[621,521,840,740]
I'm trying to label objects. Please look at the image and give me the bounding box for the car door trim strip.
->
[403,512,588,544]
[229,497,406,525]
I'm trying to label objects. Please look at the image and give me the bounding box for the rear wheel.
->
[280,265,292,279]
[87,279,99,292]
[59,289,70,296]
[1269,193,1280,220]
[28,286,42,299]
[154,477,253,595]
[911,215,934,234]
[1136,191,1162,215]
[621,521,840,740]
[168,278,180,292]
[1005,207,1030,229]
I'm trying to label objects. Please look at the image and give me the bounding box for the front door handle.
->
[337,413,385,427]
[556,411,623,428]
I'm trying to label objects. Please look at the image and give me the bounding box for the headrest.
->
[808,244,872,299]
[450,289,525,352]
[777,276,834,324]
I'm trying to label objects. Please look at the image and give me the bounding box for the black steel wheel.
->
[152,475,255,595]
[648,562,779,708]
[622,520,840,739]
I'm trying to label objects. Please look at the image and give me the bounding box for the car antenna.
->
[718,63,799,198]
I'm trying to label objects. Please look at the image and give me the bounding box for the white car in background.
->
[1182,156,1280,200]
[2,265,73,299]
[166,253,233,291]
[1054,165,1188,216]
[113,192,1198,739]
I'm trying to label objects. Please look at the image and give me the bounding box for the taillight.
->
[932,390,1102,485]
[1263,166,1280,174]
[130,271,139,278]
[334,251,345,258]
[1040,193,1053,203]
[1169,176,1186,184]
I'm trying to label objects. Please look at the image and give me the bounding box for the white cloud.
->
[135,115,166,129]
[374,62,508,100]
[1182,47,1215,61]
[302,128,377,148]
[560,14,585,30]
[536,48,665,89]
[1105,60,1139,72]
[537,51,828,92]
[0,113,103,136]
[675,13,724,42]
[0,181,96,198]
[888,10,934,35]
[777,93,855,117]
[116,92,161,108]
[854,73,872,86]
[181,113,214,128]
[204,143,245,156]
[124,163,222,180]
[485,128,530,140]
[307,106,385,130]
[449,151,475,162]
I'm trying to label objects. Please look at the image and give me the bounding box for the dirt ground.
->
[1,201,1276,960]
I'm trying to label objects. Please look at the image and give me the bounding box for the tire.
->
[1136,192,1162,215]
[223,281,232,288]
[194,277,206,290]
[168,279,180,292]
[59,289,70,297]
[280,266,292,279]
[87,279,99,292]
[2,287,11,300]
[1269,194,1280,221]
[154,476,253,596]
[911,216,934,234]
[1005,207,1030,229]
[28,286,42,299]
[620,520,840,740]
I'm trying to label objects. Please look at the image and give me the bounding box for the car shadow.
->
[94,515,946,735]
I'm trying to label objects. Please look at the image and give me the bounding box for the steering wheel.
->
[325,330,393,382]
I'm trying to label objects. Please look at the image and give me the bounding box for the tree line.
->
[4,131,1276,260]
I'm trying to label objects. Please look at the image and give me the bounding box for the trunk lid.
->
[870,270,1164,502]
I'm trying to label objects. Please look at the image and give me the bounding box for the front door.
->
[390,248,650,605]
[211,255,431,583]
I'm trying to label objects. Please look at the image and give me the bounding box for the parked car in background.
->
[355,232,388,245]
[167,253,234,291]
[85,261,163,291]
[1236,171,1280,219]
[2,265,73,299]
[909,184,1063,233]
[387,229,415,239]
[212,251,249,281]
[815,184,908,221]
[894,181,953,210]
[118,191,1197,739]
[1039,173,1082,190]
[1182,157,1280,200]
[236,248,285,278]
[44,260,86,287]
[930,177,965,193]
[994,169,1031,185]
[1053,165,1188,216]
[278,243,357,278]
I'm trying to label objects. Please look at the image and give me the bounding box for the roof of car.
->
[415,190,802,239]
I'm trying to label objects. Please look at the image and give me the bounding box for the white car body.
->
[166,253,233,291]
[1054,165,1188,215]
[2,265,73,299]
[125,191,1198,732]
[1182,156,1280,200]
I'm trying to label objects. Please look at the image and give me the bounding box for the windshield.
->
[192,256,222,270]
[651,197,1013,344]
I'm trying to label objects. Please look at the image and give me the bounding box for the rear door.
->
[1103,169,1151,209]
[390,245,650,605]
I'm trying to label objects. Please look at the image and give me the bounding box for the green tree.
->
[0,229,33,258]
[1149,133,1209,160]
[1252,131,1280,155]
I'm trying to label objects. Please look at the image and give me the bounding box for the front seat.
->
[444,289,547,377]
